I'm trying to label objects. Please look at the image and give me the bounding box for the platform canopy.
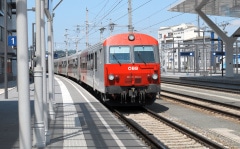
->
[169,0,240,18]
[169,0,240,77]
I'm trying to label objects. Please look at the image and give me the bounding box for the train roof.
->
[103,32,158,46]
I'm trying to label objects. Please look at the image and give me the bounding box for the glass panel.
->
[134,46,155,63]
[109,46,130,63]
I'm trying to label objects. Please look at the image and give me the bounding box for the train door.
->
[77,55,80,81]
[93,52,97,90]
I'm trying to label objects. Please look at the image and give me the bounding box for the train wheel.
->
[101,93,109,102]
[121,92,127,104]
[142,92,146,104]
[139,92,143,103]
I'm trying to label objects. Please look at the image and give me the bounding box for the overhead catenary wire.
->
[65,0,239,50]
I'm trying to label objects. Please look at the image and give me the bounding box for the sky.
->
[27,0,240,51]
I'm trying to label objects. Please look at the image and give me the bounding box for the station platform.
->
[0,76,147,148]
[161,71,240,85]
[161,71,240,108]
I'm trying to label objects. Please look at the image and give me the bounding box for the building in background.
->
[158,23,240,75]
[158,23,202,72]
[0,0,17,83]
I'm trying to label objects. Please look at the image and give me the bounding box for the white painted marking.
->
[55,77,87,148]
[0,87,14,95]
[211,128,240,143]
[162,84,239,102]
[63,77,127,149]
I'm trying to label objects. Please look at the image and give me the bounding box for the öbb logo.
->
[128,66,138,70]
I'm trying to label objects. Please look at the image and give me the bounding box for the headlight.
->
[128,34,135,41]
[108,74,115,80]
[152,74,158,80]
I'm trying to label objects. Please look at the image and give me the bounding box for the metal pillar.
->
[178,43,181,73]
[51,20,56,105]
[172,40,175,74]
[47,18,56,120]
[4,0,8,99]
[236,41,239,74]
[196,45,199,73]
[64,29,69,57]
[203,32,206,71]
[40,0,50,144]
[128,0,133,32]
[16,0,32,148]
[33,0,45,147]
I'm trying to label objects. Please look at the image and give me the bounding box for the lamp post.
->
[211,38,224,77]
[167,36,181,74]
[64,29,69,57]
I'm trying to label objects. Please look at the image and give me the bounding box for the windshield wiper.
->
[113,54,121,66]
[137,52,146,65]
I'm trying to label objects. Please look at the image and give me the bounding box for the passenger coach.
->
[55,32,161,106]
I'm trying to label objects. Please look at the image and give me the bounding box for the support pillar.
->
[40,0,51,144]
[47,18,56,120]
[195,7,236,77]
[16,0,32,148]
[33,0,45,147]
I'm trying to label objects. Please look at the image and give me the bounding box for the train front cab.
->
[102,33,161,106]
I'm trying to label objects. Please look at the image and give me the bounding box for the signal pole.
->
[109,19,116,35]
[86,8,89,48]
[128,0,133,32]
[64,29,69,57]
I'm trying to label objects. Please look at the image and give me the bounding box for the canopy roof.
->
[169,0,240,18]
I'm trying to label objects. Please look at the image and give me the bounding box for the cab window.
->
[109,46,130,63]
[134,46,155,63]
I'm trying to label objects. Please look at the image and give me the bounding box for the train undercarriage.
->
[100,86,160,106]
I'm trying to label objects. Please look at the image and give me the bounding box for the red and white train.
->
[54,32,161,106]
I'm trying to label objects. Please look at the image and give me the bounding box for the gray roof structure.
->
[169,0,240,18]
[168,0,240,77]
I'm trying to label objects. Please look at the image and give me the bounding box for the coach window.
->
[134,46,155,63]
[94,52,97,70]
[109,46,130,63]
[90,53,94,69]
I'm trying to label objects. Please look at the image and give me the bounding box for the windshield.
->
[134,46,155,63]
[109,46,130,63]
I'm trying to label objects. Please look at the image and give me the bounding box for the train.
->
[54,32,161,106]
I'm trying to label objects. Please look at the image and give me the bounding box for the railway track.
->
[111,107,223,149]
[161,77,240,94]
[161,82,240,121]
[161,90,240,121]
[110,82,239,148]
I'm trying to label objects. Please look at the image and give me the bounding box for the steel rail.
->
[161,77,240,94]
[110,107,166,149]
[161,90,240,120]
[144,107,225,149]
